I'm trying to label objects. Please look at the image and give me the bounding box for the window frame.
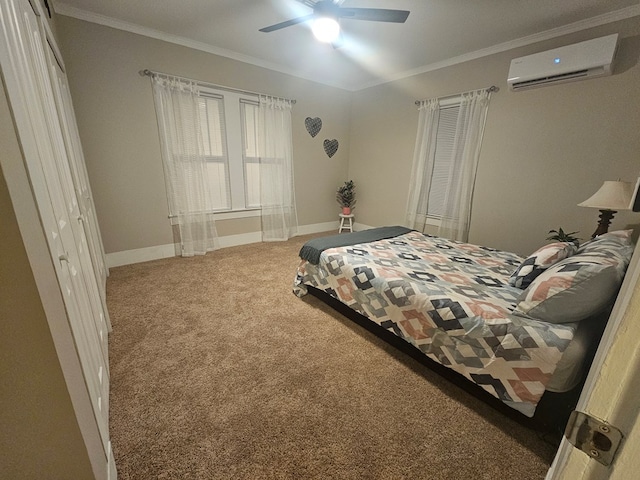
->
[198,86,261,218]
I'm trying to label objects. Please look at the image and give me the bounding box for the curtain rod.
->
[140,69,296,104]
[414,85,498,106]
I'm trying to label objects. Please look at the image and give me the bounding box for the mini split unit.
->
[508,33,619,91]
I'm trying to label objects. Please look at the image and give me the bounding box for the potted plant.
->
[336,180,356,215]
[547,227,581,246]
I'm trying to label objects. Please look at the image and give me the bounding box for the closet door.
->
[0,0,110,458]
[47,46,110,304]
[46,44,112,340]
[43,44,110,370]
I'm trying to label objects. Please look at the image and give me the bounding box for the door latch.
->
[565,411,623,466]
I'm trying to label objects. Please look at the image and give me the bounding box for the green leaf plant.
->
[336,180,356,209]
[547,227,581,246]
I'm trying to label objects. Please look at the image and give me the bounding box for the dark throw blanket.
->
[299,226,413,265]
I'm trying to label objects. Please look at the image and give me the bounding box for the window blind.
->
[240,100,261,208]
[198,94,232,211]
[427,104,460,217]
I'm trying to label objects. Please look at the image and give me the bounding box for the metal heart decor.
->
[323,139,339,158]
[304,117,322,138]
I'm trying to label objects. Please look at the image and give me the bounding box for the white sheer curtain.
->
[151,76,218,256]
[438,90,491,242]
[405,99,440,233]
[257,95,298,241]
[406,89,492,242]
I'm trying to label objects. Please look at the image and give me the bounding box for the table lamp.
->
[578,180,634,238]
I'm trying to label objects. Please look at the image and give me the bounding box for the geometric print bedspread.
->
[294,231,577,417]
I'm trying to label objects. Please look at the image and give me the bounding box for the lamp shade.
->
[578,180,634,210]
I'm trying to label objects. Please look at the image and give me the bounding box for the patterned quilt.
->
[294,230,577,417]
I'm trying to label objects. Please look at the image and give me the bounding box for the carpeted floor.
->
[107,233,557,479]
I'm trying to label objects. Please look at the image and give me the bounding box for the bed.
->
[293,227,634,424]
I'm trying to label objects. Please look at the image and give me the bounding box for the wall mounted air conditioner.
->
[508,33,619,91]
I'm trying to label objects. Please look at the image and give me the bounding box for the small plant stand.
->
[338,213,354,233]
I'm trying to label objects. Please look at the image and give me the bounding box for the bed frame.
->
[305,285,607,443]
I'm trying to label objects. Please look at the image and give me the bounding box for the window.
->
[426,99,461,220]
[198,88,260,213]
[407,88,491,241]
[241,101,260,208]
[199,94,230,210]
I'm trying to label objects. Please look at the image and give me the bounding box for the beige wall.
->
[56,16,351,254]
[0,85,94,479]
[57,15,640,258]
[348,18,640,256]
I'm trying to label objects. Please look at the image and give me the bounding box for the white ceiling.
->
[54,0,640,90]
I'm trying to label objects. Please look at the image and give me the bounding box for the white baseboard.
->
[106,243,176,268]
[106,221,341,267]
[297,221,339,235]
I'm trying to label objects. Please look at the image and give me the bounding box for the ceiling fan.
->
[259,0,410,43]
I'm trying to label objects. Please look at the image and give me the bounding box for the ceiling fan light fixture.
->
[311,17,340,43]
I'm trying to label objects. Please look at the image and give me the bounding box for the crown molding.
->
[55,2,640,92]
[53,2,353,91]
[356,4,640,90]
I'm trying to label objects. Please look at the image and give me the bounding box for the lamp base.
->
[591,209,616,238]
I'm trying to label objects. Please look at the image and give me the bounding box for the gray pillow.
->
[515,243,632,323]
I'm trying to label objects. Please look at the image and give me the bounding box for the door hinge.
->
[565,410,623,466]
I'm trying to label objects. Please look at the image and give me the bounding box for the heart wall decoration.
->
[304,117,322,138]
[323,139,339,158]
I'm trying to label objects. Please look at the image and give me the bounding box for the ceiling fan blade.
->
[338,8,410,23]
[259,14,315,33]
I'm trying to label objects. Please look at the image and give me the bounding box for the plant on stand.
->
[336,180,356,215]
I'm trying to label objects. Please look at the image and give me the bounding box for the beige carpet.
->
[107,233,557,479]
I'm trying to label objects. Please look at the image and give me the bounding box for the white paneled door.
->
[47,46,110,305]
[45,44,111,365]
[0,0,114,477]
